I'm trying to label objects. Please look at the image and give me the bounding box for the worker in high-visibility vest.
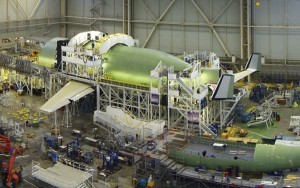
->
[147,175,154,188]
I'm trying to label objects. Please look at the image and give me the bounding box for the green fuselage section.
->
[170,144,300,173]
[102,45,189,86]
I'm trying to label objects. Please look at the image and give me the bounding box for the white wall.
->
[3,0,300,61]
[253,0,300,60]
[65,0,241,58]
[66,0,124,37]
[64,0,300,61]
[130,0,241,57]
[0,0,61,39]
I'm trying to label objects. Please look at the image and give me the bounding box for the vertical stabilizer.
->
[210,74,234,100]
[234,53,261,82]
[245,53,261,71]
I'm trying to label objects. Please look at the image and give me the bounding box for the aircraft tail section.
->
[210,74,234,100]
[234,53,261,82]
[209,53,261,100]
[245,53,261,71]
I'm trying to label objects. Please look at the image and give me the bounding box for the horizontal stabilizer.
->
[234,53,261,82]
[210,74,234,100]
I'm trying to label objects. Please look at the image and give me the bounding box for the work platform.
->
[32,161,94,188]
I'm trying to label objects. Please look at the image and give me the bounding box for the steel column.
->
[142,0,176,48]
[190,0,231,57]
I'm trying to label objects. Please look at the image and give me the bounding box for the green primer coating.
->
[39,37,68,68]
[199,68,220,85]
[103,45,189,86]
[170,144,300,173]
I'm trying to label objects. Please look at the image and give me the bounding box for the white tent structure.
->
[94,106,165,141]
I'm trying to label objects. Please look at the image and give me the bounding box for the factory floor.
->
[232,99,298,141]
[0,91,134,188]
[1,90,300,188]
[0,92,47,187]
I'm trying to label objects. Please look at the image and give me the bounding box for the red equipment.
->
[0,134,11,153]
[0,134,22,188]
[4,147,22,188]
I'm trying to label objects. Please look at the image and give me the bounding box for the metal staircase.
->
[77,181,93,188]
[77,180,95,188]
[77,170,96,188]
[167,65,216,136]
[114,131,125,147]
[219,88,247,128]
[248,100,273,128]
[199,121,215,135]
[176,76,193,96]
[77,183,89,188]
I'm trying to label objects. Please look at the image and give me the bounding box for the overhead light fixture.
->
[255,0,261,6]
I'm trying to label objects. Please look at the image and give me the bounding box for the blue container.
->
[138,178,147,188]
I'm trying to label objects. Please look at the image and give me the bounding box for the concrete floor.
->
[0,91,127,188]
[1,89,300,188]
[1,91,50,187]
[0,91,135,188]
[234,102,298,141]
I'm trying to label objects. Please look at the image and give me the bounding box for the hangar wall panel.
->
[0,0,61,39]
[63,0,300,61]
[67,0,93,17]
[4,0,300,61]
[130,0,241,56]
[253,0,300,60]
[66,0,241,58]
[66,0,124,37]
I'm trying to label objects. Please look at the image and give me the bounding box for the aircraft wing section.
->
[234,53,261,82]
[40,81,94,113]
[210,74,234,100]
[69,87,94,101]
[40,99,70,113]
